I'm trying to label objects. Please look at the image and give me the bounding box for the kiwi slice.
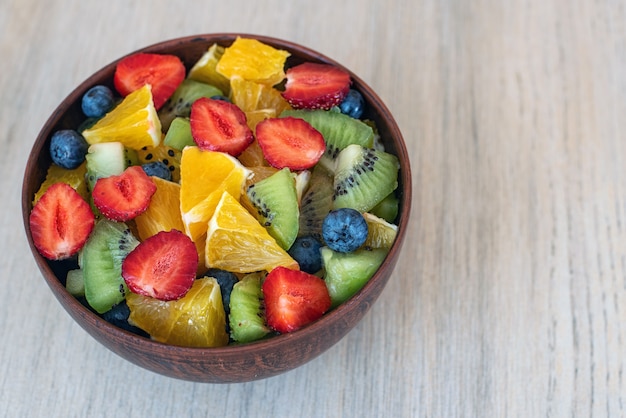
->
[229,273,270,343]
[332,144,400,213]
[370,192,399,223]
[246,167,299,250]
[79,219,139,314]
[298,164,334,241]
[163,117,194,150]
[158,79,223,131]
[321,246,388,308]
[85,142,127,191]
[281,109,374,171]
[65,268,85,297]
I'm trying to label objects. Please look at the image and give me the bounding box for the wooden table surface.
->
[2,0,625,416]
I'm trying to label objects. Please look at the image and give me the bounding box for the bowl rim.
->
[21,32,412,380]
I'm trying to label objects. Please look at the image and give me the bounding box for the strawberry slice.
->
[281,62,351,110]
[122,229,198,301]
[190,97,254,156]
[113,53,185,109]
[29,182,95,260]
[92,166,157,222]
[262,266,331,333]
[255,117,325,170]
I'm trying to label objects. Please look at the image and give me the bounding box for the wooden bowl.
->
[21,34,412,383]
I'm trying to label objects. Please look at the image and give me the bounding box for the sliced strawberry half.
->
[281,62,351,110]
[92,165,157,222]
[190,97,254,156]
[113,52,185,109]
[122,229,198,301]
[255,117,325,170]
[29,182,95,260]
[262,266,331,333]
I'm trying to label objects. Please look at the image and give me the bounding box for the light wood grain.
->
[2,0,625,416]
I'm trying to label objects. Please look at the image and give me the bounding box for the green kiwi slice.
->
[79,219,139,314]
[298,164,334,242]
[370,192,399,223]
[332,144,400,213]
[281,109,374,171]
[158,79,223,131]
[246,167,299,250]
[321,246,388,308]
[163,117,194,150]
[229,273,270,343]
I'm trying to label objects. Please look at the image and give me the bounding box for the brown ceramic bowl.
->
[21,33,412,383]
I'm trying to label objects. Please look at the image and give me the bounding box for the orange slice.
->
[216,37,290,86]
[127,277,229,347]
[134,176,184,241]
[205,191,298,273]
[187,43,231,95]
[362,212,398,250]
[33,162,88,205]
[179,147,251,242]
[82,85,161,150]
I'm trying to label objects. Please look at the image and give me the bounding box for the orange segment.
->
[187,43,231,95]
[127,277,229,347]
[216,37,290,86]
[33,162,88,205]
[134,176,184,241]
[82,85,161,150]
[205,191,298,273]
[179,147,251,242]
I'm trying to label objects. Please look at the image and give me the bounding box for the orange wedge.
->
[187,43,231,95]
[134,176,184,241]
[82,85,161,150]
[179,147,251,242]
[33,162,88,205]
[127,277,229,347]
[205,191,298,273]
[216,37,290,86]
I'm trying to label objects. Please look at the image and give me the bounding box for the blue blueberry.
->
[288,236,323,273]
[141,161,172,181]
[49,129,89,169]
[339,89,365,119]
[81,85,115,118]
[322,208,369,253]
[202,268,238,314]
[210,95,231,102]
[101,301,149,337]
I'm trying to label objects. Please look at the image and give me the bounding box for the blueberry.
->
[141,161,172,181]
[288,236,323,273]
[210,95,231,102]
[339,89,365,119]
[81,85,115,118]
[49,129,89,169]
[102,301,149,337]
[322,208,369,253]
[202,268,238,313]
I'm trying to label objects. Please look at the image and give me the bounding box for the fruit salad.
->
[29,37,401,347]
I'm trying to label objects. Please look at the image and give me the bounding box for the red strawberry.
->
[281,62,351,110]
[113,53,185,109]
[190,97,254,156]
[255,117,325,170]
[122,229,198,301]
[92,166,157,222]
[29,182,95,260]
[262,266,331,333]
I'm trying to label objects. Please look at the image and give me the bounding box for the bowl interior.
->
[22,33,412,383]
